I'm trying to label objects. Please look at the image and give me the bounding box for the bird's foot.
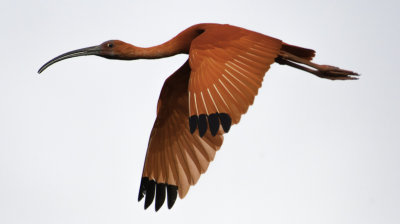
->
[316,65,359,80]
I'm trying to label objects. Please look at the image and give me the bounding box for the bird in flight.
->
[38,23,358,211]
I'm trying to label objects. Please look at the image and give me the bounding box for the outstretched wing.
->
[188,24,282,137]
[138,60,224,211]
[139,24,283,211]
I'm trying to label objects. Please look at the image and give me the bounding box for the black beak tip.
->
[37,67,46,74]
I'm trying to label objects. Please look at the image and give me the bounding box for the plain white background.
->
[1,0,399,223]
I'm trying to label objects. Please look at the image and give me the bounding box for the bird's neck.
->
[125,25,205,60]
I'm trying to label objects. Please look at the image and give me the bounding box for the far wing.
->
[138,61,224,211]
[188,24,282,136]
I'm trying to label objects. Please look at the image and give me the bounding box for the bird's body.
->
[38,23,358,211]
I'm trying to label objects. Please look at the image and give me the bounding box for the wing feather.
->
[139,60,224,210]
[188,24,282,134]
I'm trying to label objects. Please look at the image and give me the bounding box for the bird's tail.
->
[281,43,316,61]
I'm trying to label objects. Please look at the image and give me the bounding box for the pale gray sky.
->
[1,0,399,223]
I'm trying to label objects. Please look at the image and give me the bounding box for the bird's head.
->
[38,40,135,73]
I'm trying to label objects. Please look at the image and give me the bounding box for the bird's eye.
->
[107,43,113,48]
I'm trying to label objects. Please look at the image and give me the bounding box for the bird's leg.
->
[275,51,359,80]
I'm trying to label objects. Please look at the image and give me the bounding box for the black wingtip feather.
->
[189,115,198,134]
[219,113,232,133]
[139,177,178,210]
[155,183,166,211]
[198,114,208,137]
[167,185,178,209]
[138,177,149,202]
[144,180,156,209]
[189,113,232,136]
[208,113,220,136]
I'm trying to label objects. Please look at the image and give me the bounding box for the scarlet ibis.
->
[38,23,358,211]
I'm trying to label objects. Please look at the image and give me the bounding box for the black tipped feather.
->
[139,178,178,210]
[144,180,156,209]
[208,113,220,136]
[138,177,149,202]
[167,185,178,209]
[198,114,208,137]
[155,183,166,211]
[189,115,198,134]
[219,113,232,133]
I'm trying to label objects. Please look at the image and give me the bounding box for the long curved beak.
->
[38,45,101,74]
